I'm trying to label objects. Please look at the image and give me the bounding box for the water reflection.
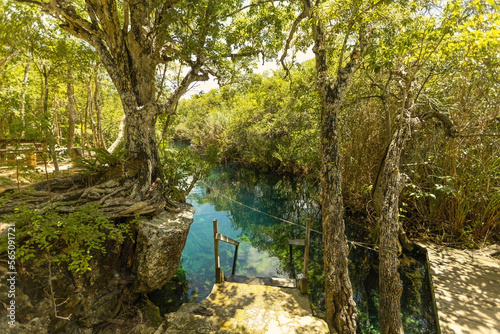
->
[154,164,436,333]
[183,164,321,301]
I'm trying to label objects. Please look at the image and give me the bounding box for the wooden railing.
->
[212,217,311,294]
[213,219,240,283]
[289,219,311,294]
[0,139,47,166]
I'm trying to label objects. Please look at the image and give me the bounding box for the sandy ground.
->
[0,159,75,193]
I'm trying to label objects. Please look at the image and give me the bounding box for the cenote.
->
[149,164,437,334]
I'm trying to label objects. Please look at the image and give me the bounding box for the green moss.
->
[140,296,164,328]
[400,254,423,315]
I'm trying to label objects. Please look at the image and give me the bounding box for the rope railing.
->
[198,179,382,253]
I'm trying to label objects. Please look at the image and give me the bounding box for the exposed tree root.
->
[0,172,180,219]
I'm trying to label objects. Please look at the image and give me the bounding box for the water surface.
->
[150,164,436,333]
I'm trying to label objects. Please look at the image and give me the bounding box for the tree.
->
[364,1,493,331]
[14,0,290,214]
[283,0,387,332]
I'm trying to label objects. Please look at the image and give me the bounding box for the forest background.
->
[0,0,499,333]
[1,0,497,247]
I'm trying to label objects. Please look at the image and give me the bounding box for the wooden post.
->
[300,219,311,294]
[25,149,37,167]
[213,219,224,283]
[290,243,295,279]
[232,244,239,276]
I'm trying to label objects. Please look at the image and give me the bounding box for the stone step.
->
[225,275,297,288]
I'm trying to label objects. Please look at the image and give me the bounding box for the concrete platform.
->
[163,282,329,333]
[421,243,500,334]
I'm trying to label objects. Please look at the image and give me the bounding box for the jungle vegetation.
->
[0,0,498,333]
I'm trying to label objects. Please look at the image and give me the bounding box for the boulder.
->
[134,203,195,293]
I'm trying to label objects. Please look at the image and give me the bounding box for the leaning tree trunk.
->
[108,114,125,154]
[378,121,414,334]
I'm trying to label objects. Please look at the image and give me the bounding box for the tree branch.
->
[224,0,277,18]
[420,106,458,137]
[0,49,21,69]
[456,133,500,137]
[14,0,43,6]
[158,68,209,116]
[222,50,262,60]
[280,9,309,79]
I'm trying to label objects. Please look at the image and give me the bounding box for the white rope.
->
[197,179,380,252]
[198,180,322,234]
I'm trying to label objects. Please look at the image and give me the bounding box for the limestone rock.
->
[134,203,194,293]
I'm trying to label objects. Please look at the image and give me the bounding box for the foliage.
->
[173,0,499,245]
[159,145,216,202]
[1,203,132,274]
[77,146,128,177]
[174,63,320,175]
[0,1,123,149]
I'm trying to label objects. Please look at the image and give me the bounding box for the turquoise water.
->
[149,164,437,333]
[182,164,320,300]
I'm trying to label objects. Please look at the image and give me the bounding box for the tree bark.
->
[67,70,76,152]
[94,71,106,149]
[108,114,125,154]
[53,102,61,145]
[20,63,30,138]
[41,67,59,172]
[123,103,160,197]
[302,0,368,332]
[83,77,91,156]
[87,76,98,149]
[378,125,409,334]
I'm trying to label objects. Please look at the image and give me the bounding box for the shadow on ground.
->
[424,243,500,334]
[162,282,329,334]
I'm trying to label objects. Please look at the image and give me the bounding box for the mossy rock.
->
[140,296,164,328]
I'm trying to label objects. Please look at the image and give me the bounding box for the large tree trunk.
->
[320,97,358,334]
[123,103,161,197]
[307,2,362,332]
